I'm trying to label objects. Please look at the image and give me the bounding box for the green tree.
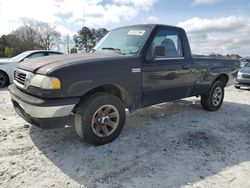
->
[91,28,108,46]
[12,25,41,54]
[4,47,14,57]
[0,20,62,57]
[73,27,108,52]
[74,27,92,52]
[0,34,31,57]
[0,35,8,57]
[70,47,78,53]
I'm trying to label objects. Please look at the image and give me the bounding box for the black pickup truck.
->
[9,24,240,145]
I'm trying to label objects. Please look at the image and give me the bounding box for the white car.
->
[0,50,63,88]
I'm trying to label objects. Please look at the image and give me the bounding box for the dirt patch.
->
[181,131,220,150]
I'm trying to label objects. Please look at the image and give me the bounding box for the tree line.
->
[0,20,108,57]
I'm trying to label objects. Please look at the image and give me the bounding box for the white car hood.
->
[0,58,12,65]
[0,58,11,64]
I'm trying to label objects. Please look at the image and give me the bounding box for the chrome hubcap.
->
[212,87,223,106]
[91,105,119,137]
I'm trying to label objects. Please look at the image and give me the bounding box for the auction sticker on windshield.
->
[128,30,145,36]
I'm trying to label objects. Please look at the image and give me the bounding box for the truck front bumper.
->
[8,84,80,128]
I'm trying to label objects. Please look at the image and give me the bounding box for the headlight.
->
[29,75,61,90]
[237,71,243,79]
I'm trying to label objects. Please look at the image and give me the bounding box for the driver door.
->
[142,27,193,107]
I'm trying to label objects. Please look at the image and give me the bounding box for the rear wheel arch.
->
[211,74,229,88]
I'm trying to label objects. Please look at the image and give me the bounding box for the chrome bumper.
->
[11,93,75,118]
[8,84,79,121]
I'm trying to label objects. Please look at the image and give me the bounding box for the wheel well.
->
[74,84,131,112]
[212,74,229,87]
[0,70,10,85]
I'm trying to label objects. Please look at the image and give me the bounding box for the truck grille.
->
[13,69,34,89]
[14,70,26,86]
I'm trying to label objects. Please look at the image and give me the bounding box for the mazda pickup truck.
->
[8,24,240,145]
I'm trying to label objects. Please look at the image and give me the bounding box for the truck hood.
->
[17,52,123,74]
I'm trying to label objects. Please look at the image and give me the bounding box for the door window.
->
[28,52,46,59]
[48,52,62,56]
[149,30,183,58]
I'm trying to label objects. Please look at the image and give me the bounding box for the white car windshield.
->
[11,51,31,62]
[94,26,152,55]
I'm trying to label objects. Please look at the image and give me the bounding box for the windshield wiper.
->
[101,47,125,55]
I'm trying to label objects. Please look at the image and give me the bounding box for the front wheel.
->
[201,81,224,111]
[0,71,9,88]
[74,92,126,145]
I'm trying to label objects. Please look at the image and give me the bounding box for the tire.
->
[234,85,240,89]
[0,71,9,88]
[201,81,224,111]
[74,92,126,145]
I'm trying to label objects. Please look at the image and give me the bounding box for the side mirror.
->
[154,45,165,57]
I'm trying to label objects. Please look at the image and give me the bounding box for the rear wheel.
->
[234,85,240,89]
[74,92,126,145]
[0,71,9,88]
[201,81,224,111]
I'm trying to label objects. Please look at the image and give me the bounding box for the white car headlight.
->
[237,71,243,79]
[29,75,61,90]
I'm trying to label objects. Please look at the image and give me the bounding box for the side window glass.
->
[48,52,60,56]
[28,52,46,59]
[150,30,183,58]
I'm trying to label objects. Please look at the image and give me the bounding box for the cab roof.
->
[113,24,183,31]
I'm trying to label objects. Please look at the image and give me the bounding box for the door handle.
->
[182,64,191,70]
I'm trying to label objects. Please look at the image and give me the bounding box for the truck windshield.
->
[93,26,152,55]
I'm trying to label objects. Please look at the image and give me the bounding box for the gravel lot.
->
[0,86,250,188]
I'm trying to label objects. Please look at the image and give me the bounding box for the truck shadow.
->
[29,99,250,188]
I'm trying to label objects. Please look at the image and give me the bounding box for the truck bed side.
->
[191,57,240,95]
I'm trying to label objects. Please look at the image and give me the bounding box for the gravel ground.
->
[0,86,250,188]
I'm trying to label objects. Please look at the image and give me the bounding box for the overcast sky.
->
[0,0,250,56]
